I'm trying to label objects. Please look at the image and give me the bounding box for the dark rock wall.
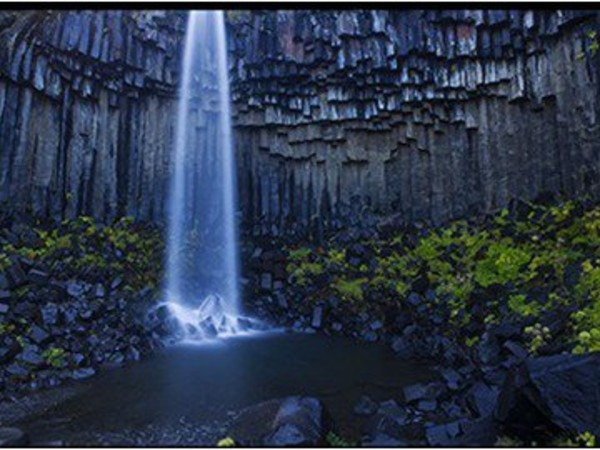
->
[228,10,600,235]
[0,10,185,222]
[1,9,599,235]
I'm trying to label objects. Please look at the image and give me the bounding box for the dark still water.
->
[18,332,432,446]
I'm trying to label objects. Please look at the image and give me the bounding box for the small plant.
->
[289,247,312,261]
[326,432,355,447]
[508,294,541,317]
[43,347,67,368]
[524,323,551,354]
[562,431,597,447]
[577,29,599,60]
[217,437,236,447]
[332,277,367,302]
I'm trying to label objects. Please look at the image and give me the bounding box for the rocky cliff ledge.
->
[1,10,599,237]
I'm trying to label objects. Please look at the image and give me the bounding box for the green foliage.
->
[332,277,367,302]
[287,261,324,287]
[1,216,163,291]
[577,29,599,60]
[326,432,355,447]
[508,294,541,317]
[473,241,532,287]
[571,259,600,354]
[289,247,312,261]
[281,198,600,355]
[42,347,67,368]
[559,431,598,447]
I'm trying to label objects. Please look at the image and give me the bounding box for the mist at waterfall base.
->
[161,11,262,342]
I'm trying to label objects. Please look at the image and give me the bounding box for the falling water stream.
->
[163,11,261,340]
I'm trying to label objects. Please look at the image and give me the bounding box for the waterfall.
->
[162,11,261,341]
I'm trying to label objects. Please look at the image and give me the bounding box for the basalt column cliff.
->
[1,10,599,236]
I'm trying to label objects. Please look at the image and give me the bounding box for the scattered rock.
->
[66,280,85,298]
[17,346,44,366]
[29,325,50,345]
[403,382,445,403]
[6,262,26,288]
[260,273,273,290]
[426,421,461,446]
[467,382,499,418]
[72,367,96,380]
[353,395,378,416]
[369,320,383,331]
[230,396,330,447]
[110,277,123,290]
[95,284,106,298]
[311,306,323,329]
[40,303,59,326]
[27,269,48,284]
[440,368,462,390]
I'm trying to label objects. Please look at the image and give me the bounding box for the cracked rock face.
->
[1,10,599,236]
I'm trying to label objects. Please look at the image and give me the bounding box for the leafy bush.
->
[332,277,367,302]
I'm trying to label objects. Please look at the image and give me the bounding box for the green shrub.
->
[332,277,367,302]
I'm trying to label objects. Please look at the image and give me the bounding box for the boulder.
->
[497,353,600,439]
[230,396,331,447]
[467,382,499,418]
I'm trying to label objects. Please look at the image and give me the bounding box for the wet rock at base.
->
[425,417,497,447]
[0,427,29,447]
[230,396,331,446]
[72,367,96,380]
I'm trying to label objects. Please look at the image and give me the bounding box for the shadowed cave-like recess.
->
[0,9,599,237]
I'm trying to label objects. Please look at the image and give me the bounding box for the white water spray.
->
[163,11,260,341]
